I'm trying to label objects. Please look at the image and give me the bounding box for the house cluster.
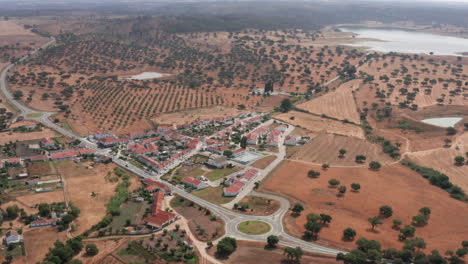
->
[246,124,287,147]
[0,147,95,168]
[122,128,202,174]
[142,178,172,195]
[177,116,236,130]
[203,115,265,154]
[142,190,177,230]
[94,128,171,148]
[223,168,259,197]
[30,211,65,228]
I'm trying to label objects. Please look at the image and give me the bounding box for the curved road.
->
[0,40,346,256]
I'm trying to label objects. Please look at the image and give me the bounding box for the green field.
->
[192,186,234,205]
[205,167,239,181]
[238,221,271,235]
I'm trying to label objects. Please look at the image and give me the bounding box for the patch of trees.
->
[401,161,466,201]
[216,237,237,257]
[40,236,84,264]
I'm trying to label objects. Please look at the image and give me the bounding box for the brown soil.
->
[251,155,277,169]
[290,133,394,166]
[208,240,339,264]
[262,160,468,253]
[275,111,364,139]
[15,191,65,208]
[75,238,129,264]
[298,79,361,124]
[23,226,68,264]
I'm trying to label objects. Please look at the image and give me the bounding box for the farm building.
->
[4,230,22,245]
[284,135,297,146]
[30,218,57,228]
[40,137,55,149]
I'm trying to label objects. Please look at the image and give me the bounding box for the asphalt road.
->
[0,42,347,256]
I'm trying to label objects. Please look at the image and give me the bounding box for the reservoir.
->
[339,27,468,57]
[421,117,463,127]
[125,72,172,80]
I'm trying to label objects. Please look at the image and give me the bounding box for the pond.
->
[339,26,468,56]
[421,117,463,127]
[125,72,172,80]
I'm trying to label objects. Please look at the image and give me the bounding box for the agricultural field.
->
[357,54,467,109]
[406,147,468,192]
[289,133,394,166]
[275,111,364,139]
[297,79,361,124]
[152,106,245,126]
[251,155,277,169]
[262,160,468,252]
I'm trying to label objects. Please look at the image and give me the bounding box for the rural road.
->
[0,39,347,257]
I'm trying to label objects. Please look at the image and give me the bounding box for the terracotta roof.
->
[224,182,245,194]
[29,155,48,161]
[143,210,175,226]
[6,158,21,163]
[31,218,57,225]
[40,137,54,145]
[182,177,202,186]
[51,151,79,160]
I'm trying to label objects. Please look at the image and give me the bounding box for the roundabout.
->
[237,220,271,235]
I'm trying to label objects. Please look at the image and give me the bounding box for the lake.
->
[125,72,172,80]
[421,117,463,127]
[339,26,468,57]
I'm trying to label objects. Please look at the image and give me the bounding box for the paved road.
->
[0,42,346,257]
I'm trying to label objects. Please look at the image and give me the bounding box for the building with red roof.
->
[28,155,48,162]
[223,181,245,197]
[40,137,55,149]
[143,191,176,230]
[182,177,208,190]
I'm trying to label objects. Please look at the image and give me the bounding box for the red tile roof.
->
[29,155,48,161]
[224,182,245,194]
[40,137,54,145]
[182,177,203,186]
[51,151,79,160]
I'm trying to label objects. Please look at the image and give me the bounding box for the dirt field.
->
[297,80,361,124]
[251,155,277,169]
[275,111,364,139]
[262,160,468,252]
[0,21,35,36]
[152,106,245,126]
[23,226,68,264]
[56,161,140,235]
[208,240,338,264]
[171,196,225,242]
[290,133,394,166]
[406,147,468,192]
[0,128,58,145]
[15,190,65,208]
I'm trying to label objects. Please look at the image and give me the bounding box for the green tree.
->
[412,214,429,226]
[328,179,340,188]
[279,99,293,113]
[338,186,347,195]
[400,225,416,239]
[240,136,247,149]
[291,203,304,216]
[368,216,382,231]
[379,205,393,218]
[454,156,465,166]
[419,207,431,216]
[343,228,357,241]
[38,203,51,217]
[307,170,320,178]
[6,205,20,219]
[339,149,347,158]
[369,161,381,171]
[216,237,237,257]
[85,243,99,256]
[304,221,323,240]
[392,219,402,229]
[355,155,366,163]
[351,183,361,192]
[223,150,233,158]
[266,235,279,248]
[447,127,457,135]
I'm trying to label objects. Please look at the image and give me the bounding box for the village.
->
[0,110,307,258]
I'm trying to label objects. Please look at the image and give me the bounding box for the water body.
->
[125,72,172,80]
[421,117,463,127]
[339,26,468,57]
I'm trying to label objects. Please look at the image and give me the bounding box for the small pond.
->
[421,117,463,127]
[125,72,172,80]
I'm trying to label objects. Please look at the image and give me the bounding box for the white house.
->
[4,230,22,245]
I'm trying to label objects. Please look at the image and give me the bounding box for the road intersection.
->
[0,42,346,257]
